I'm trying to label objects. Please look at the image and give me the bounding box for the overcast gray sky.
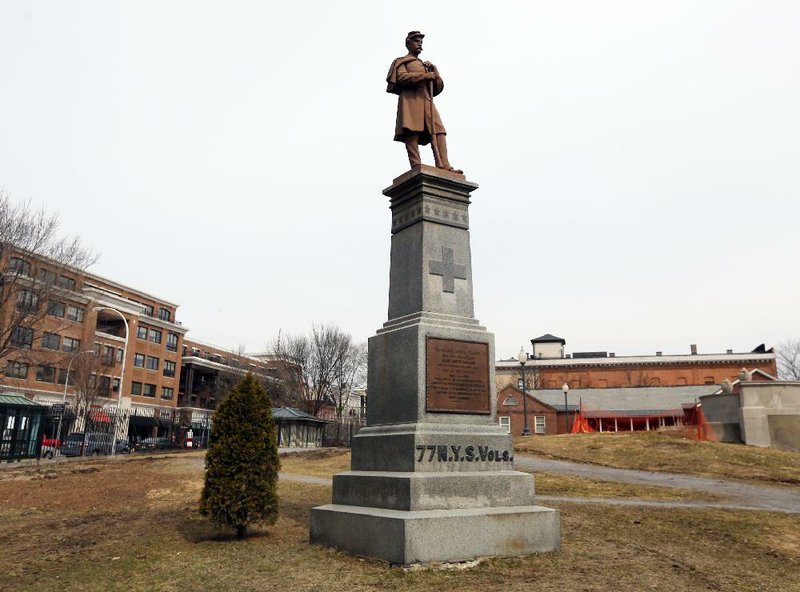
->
[1,1,798,359]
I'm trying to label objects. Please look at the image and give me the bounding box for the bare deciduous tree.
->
[0,190,96,377]
[777,339,800,381]
[270,323,364,416]
[67,351,116,454]
[331,341,367,419]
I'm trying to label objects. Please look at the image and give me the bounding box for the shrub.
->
[200,373,280,538]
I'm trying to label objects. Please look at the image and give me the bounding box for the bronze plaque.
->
[426,337,491,414]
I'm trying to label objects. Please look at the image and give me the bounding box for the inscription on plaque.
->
[426,337,490,414]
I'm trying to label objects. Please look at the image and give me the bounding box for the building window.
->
[37,268,57,285]
[161,386,174,400]
[143,383,156,398]
[116,348,124,363]
[142,304,154,317]
[16,289,39,313]
[163,360,176,378]
[112,377,120,393]
[62,337,80,353]
[166,333,178,352]
[137,325,148,340]
[10,326,33,349]
[42,332,61,350]
[503,395,519,406]
[98,376,111,396]
[133,353,145,368]
[7,257,31,276]
[158,307,171,322]
[146,356,159,371]
[101,346,115,366]
[36,365,56,383]
[47,301,65,318]
[58,275,76,291]
[534,416,546,434]
[66,305,84,323]
[57,368,71,385]
[499,416,511,433]
[131,381,142,396]
[704,376,715,385]
[149,329,162,344]
[6,361,29,379]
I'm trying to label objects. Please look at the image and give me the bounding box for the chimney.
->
[656,351,662,357]
[609,352,615,358]
[690,344,697,355]
[726,349,733,355]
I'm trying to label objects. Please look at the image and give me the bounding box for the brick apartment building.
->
[0,249,189,441]
[0,248,304,446]
[177,338,283,427]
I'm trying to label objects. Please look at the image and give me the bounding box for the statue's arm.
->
[432,74,444,97]
[396,63,435,86]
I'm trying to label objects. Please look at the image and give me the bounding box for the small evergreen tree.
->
[200,373,280,538]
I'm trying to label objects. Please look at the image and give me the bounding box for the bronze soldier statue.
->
[386,31,462,174]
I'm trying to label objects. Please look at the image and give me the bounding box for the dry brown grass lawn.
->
[1,452,797,592]
[515,432,800,486]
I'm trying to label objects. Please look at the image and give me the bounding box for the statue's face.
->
[406,37,423,55]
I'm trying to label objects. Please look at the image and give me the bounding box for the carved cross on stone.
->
[429,247,466,293]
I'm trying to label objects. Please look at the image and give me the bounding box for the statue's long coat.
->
[386,56,446,145]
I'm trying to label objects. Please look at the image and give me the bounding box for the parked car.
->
[134,437,177,452]
[61,432,114,457]
[115,440,132,454]
[41,436,61,459]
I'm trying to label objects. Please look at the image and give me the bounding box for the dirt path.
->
[515,454,800,513]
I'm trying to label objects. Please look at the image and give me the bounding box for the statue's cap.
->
[406,31,425,40]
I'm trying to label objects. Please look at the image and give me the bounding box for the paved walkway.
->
[515,455,800,514]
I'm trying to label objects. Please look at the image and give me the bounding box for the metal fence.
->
[36,405,195,458]
[321,417,366,447]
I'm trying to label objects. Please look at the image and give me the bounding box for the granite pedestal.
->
[310,166,560,565]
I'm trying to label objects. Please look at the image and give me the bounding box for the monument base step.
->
[310,503,560,565]
[332,470,536,510]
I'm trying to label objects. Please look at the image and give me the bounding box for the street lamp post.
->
[95,306,130,456]
[562,383,571,434]
[54,349,96,462]
[518,348,530,436]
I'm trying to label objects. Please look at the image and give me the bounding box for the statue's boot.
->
[434,134,463,174]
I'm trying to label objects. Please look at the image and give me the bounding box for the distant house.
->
[496,385,558,436]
